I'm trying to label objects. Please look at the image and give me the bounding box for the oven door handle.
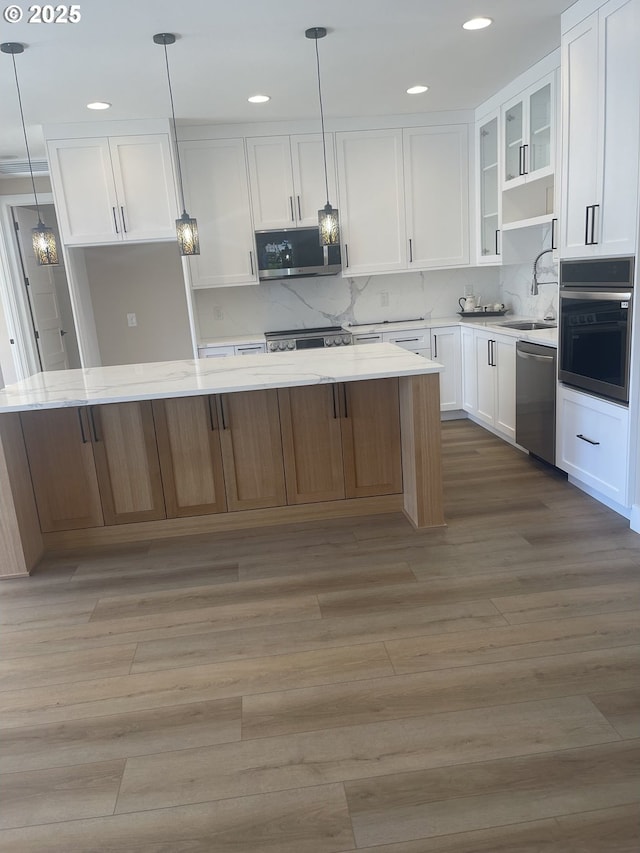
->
[560,290,632,302]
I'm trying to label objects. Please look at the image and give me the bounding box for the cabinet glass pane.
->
[528,83,551,174]
[479,117,498,256]
[504,101,523,181]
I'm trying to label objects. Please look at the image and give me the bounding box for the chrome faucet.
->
[531,248,556,295]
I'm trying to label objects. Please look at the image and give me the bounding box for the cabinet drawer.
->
[382,330,430,353]
[558,388,629,503]
[198,345,235,358]
[352,333,383,344]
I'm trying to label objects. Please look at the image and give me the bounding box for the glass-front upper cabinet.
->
[502,73,554,188]
[477,113,501,263]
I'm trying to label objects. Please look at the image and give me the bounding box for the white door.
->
[181,139,258,288]
[290,133,337,228]
[431,326,461,411]
[246,136,296,230]
[404,125,469,268]
[12,207,68,371]
[336,129,406,275]
[474,330,495,427]
[494,335,516,439]
[460,326,477,413]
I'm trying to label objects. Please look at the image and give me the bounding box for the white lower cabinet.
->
[382,329,431,356]
[431,326,462,410]
[463,327,515,440]
[557,385,629,504]
[198,341,265,358]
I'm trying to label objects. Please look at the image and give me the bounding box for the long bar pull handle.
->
[433,335,438,359]
[495,229,501,255]
[112,207,119,234]
[551,218,557,251]
[342,383,349,419]
[249,250,254,276]
[584,206,591,246]
[77,408,88,444]
[89,406,100,442]
[590,204,599,245]
[522,143,529,175]
[344,243,349,268]
[289,196,295,222]
[120,206,127,233]
[577,434,600,446]
[409,238,413,263]
[331,384,337,419]
[297,196,302,220]
[487,339,492,367]
[219,395,228,430]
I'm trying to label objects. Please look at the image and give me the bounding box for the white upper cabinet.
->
[476,113,501,263]
[403,125,469,268]
[180,138,258,289]
[47,134,178,246]
[336,125,469,276]
[502,73,555,188]
[246,134,337,230]
[560,0,640,258]
[336,129,407,275]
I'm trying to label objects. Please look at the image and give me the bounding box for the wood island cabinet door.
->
[90,401,166,525]
[278,385,345,504]
[19,408,104,532]
[152,396,227,518]
[341,378,403,498]
[217,390,287,511]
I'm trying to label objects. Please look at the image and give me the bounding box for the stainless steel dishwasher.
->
[516,341,556,465]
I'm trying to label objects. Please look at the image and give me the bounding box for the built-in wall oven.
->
[559,257,634,404]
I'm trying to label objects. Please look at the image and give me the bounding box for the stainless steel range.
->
[265,326,352,352]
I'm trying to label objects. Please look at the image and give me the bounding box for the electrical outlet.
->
[464,285,474,297]
[380,291,389,307]
[127,313,137,327]
[213,306,224,321]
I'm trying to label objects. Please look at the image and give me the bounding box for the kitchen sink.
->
[499,320,557,331]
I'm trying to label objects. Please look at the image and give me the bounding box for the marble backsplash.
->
[195,267,502,339]
[500,255,559,322]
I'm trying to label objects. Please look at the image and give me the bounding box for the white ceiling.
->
[0,0,574,162]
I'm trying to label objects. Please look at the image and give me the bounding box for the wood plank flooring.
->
[1,419,638,851]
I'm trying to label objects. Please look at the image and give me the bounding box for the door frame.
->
[0,191,55,380]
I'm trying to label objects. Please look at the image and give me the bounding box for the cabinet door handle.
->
[289,196,295,222]
[577,433,600,446]
[495,229,501,255]
[551,217,557,251]
[297,195,302,220]
[331,384,337,419]
[249,250,254,276]
[433,335,438,358]
[342,383,349,418]
[77,408,88,444]
[219,395,228,430]
[120,206,127,233]
[409,238,413,263]
[89,406,100,442]
[207,396,218,431]
[584,206,592,245]
[344,243,349,268]
[521,143,529,175]
[590,204,599,245]
[112,207,119,234]
[487,339,491,366]
[395,338,420,344]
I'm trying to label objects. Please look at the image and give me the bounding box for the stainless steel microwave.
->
[256,227,341,281]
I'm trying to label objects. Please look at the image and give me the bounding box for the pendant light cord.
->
[10,51,42,222]
[313,35,330,206]
[161,41,187,214]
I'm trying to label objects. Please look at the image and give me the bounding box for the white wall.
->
[85,243,193,365]
[195,267,502,340]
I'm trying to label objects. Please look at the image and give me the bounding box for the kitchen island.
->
[0,343,444,577]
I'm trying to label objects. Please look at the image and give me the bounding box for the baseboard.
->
[567,475,632,521]
[629,504,640,533]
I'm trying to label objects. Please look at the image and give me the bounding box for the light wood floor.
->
[1,420,639,851]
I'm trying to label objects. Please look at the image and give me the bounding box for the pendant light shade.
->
[2,41,59,266]
[153,33,200,256]
[305,27,340,247]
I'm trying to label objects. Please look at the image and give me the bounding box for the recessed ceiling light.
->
[407,85,429,95]
[462,17,493,30]
[87,101,111,110]
[248,94,270,104]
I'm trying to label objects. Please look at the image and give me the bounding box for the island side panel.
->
[399,373,445,529]
[0,413,43,577]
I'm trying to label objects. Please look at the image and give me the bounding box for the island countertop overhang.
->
[0,343,443,413]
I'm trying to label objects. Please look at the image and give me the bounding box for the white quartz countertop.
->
[0,343,442,413]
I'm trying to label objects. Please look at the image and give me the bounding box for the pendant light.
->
[1,42,59,266]
[153,33,200,256]
[305,27,340,247]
